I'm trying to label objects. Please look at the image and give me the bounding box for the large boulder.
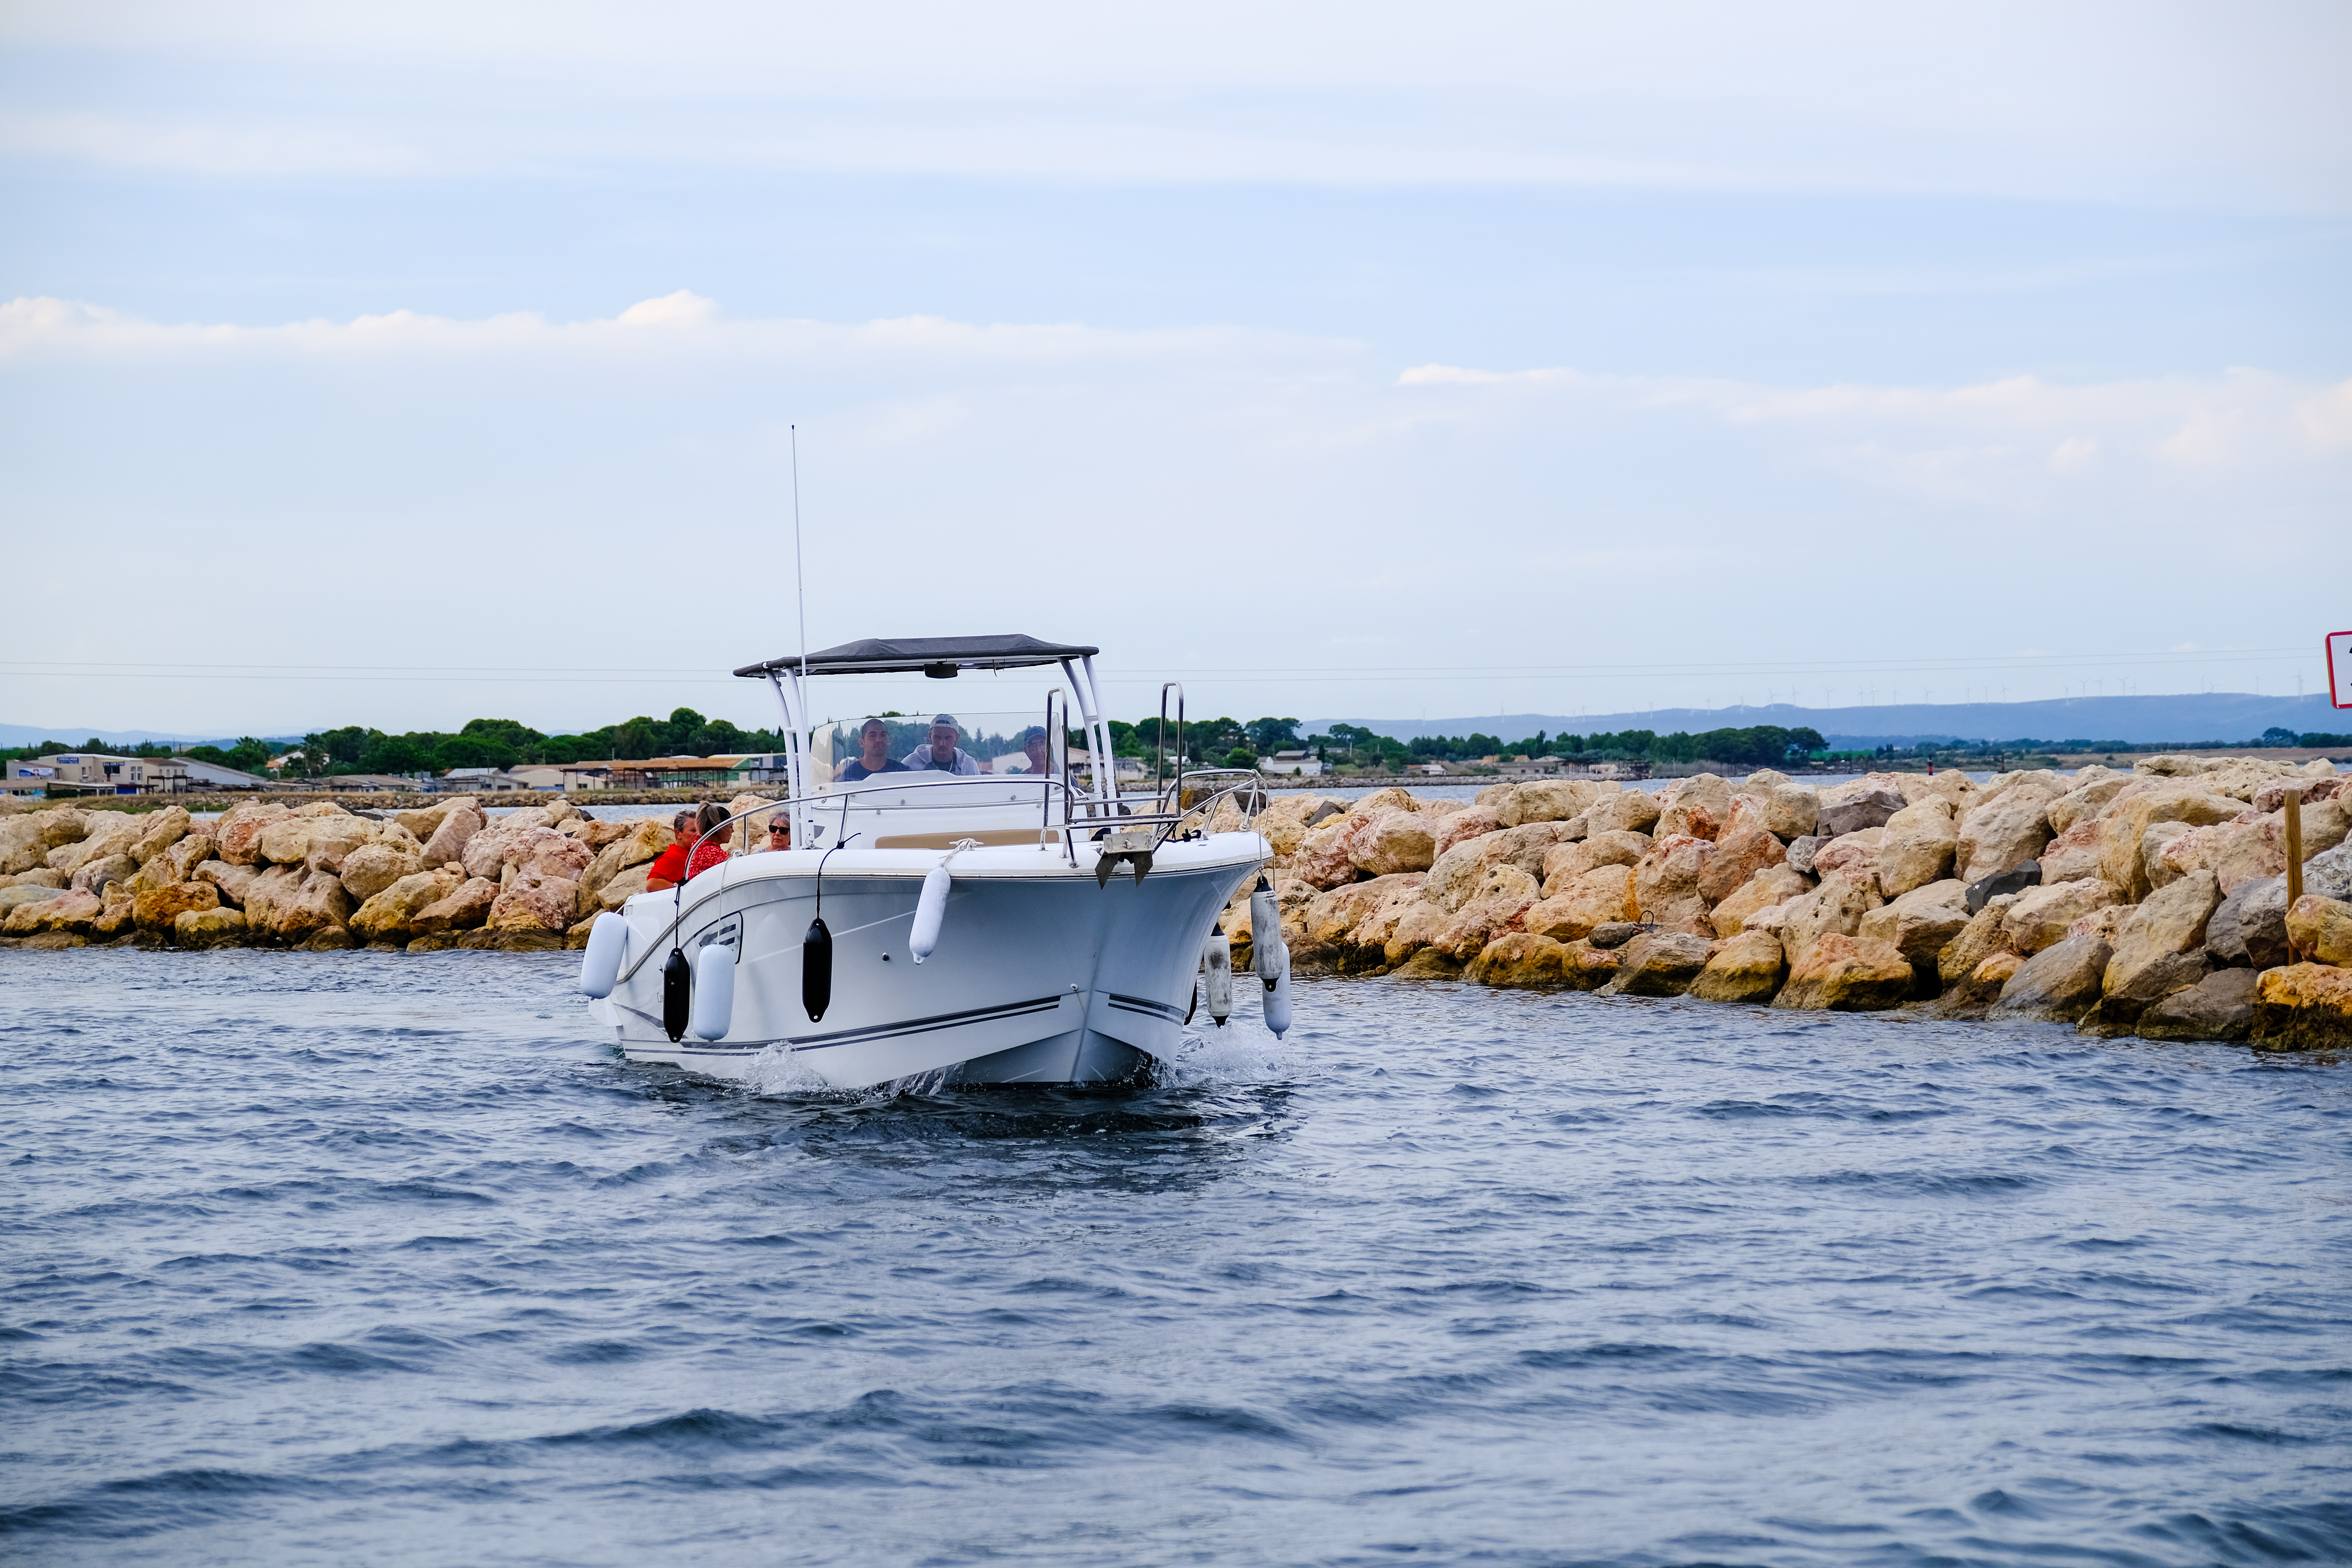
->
[2304,841,2352,902]
[256,812,380,872]
[1937,896,2019,985]
[1689,929,1787,1004]
[1289,814,1361,890]
[2095,782,2248,902]
[1304,875,1412,951]
[2045,774,2132,835]
[1582,789,1662,836]
[175,907,249,949]
[1810,828,1886,893]
[1582,829,1651,868]
[1771,932,1911,1012]
[501,827,594,884]
[126,806,193,866]
[1817,776,1907,838]
[582,818,674,898]
[2251,774,2343,814]
[1876,799,1958,897]
[1493,778,1610,828]
[2286,895,2352,967]
[2103,871,2222,1001]
[2206,874,2289,970]
[1655,774,1732,841]
[1252,794,1344,858]
[490,872,585,933]
[1605,931,1716,997]
[1539,839,1599,894]
[1776,873,1884,966]
[213,801,292,866]
[1709,864,1814,937]
[2038,818,2106,885]
[1425,824,1573,912]
[1954,779,2060,884]
[2135,966,2260,1042]
[1695,821,1787,905]
[1348,809,1437,876]
[0,808,90,874]
[1430,807,1503,860]
[132,880,219,934]
[1556,938,1622,991]
[2250,963,2352,1051]
[1431,867,1540,962]
[1735,770,1818,839]
[595,863,654,913]
[69,853,139,897]
[1940,950,2026,1017]
[1332,877,1435,970]
[47,812,142,874]
[25,889,103,934]
[420,804,487,867]
[394,795,479,841]
[2003,878,2124,955]
[1632,834,1715,929]
[239,864,305,933]
[1465,932,1571,988]
[350,868,466,941]
[1858,879,1971,989]
[266,869,356,940]
[415,876,499,934]
[1523,865,1637,942]
[2086,949,2214,1033]
[1988,934,2112,1023]
[340,841,427,903]
[193,859,259,909]
[0,884,64,914]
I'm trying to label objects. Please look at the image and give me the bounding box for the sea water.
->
[2,949,2345,1566]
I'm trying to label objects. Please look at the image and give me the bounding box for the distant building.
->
[1498,755,1564,777]
[3,752,192,796]
[174,756,276,791]
[1260,750,1325,776]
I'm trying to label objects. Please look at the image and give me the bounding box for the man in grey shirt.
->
[902,714,984,775]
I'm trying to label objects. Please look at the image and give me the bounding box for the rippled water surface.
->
[3,950,2347,1566]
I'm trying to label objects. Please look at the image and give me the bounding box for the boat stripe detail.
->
[787,995,1067,1052]
[1106,992,1186,1023]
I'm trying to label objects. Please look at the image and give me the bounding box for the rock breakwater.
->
[1207,759,2352,1051]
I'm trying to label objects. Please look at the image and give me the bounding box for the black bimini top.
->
[733,634,1100,679]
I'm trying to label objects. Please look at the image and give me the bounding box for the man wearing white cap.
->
[902,714,984,775]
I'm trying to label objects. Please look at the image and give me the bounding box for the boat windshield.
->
[811,711,1059,792]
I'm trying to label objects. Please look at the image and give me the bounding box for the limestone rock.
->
[296,925,359,951]
[1777,873,1885,966]
[2206,874,2288,970]
[339,842,426,903]
[1736,769,1819,839]
[2138,820,2196,890]
[239,865,304,934]
[1557,938,1621,990]
[193,859,259,909]
[2286,894,2352,966]
[1695,823,1787,906]
[595,863,653,913]
[1334,876,1433,970]
[420,804,487,867]
[2095,782,2248,902]
[1305,875,1409,949]
[2003,878,2123,955]
[1290,814,1361,890]
[582,817,674,898]
[415,877,499,934]
[2301,841,2352,902]
[175,907,249,949]
[1810,828,1885,893]
[1523,865,1637,942]
[2064,904,2132,948]
[1967,861,2042,912]
[1772,932,1911,1011]
[1381,897,1453,968]
[1784,835,1827,874]
[1989,934,2112,1023]
[1858,879,1971,987]
[6,867,67,890]
[2152,815,2286,895]
[133,880,219,933]
[1816,776,1907,838]
[1253,794,1344,858]
[1954,781,2059,885]
[1941,950,2026,1017]
[1429,866,1540,962]
[502,827,594,884]
[395,796,479,841]
[1876,799,1958,898]
[2252,775,2343,814]
[1349,809,1437,876]
[1466,931,1571,987]
[2251,963,2352,1051]
[1582,829,1651,868]
[1632,834,1715,928]
[2046,775,2132,835]
[1938,897,2019,985]
[490,872,584,933]
[351,868,465,941]
[26,890,103,934]
[1493,778,1610,828]
[2103,871,2222,1000]
[1709,864,1815,937]
[213,801,292,866]
[1582,790,1662,836]
[267,869,356,940]
[1655,774,1732,841]
[127,806,193,866]
[1425,823,1573,912]
[2136,967,2260,1042]
[2096,948,2214,1026]
[257,813,378,871]
[1539,839,1598,893]
[69,853,139,897]
[2298,797,2351,861]
[0,884,64,914]
[0,808,90,875]
[48,812,142,874]
[2037,819,2105,885]
[1689,928,1786,1004]
[1605,931,1716,997]
[1430,808,1504,860]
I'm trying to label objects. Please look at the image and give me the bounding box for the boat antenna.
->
[792,425,807,686]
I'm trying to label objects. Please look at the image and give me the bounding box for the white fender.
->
[689,942,736,1040]
[578,912,626,998]
[1250,884,1281,980]
[1262,948,1292,1038]
[910,863,952,963]
[1204,933,1233,1025]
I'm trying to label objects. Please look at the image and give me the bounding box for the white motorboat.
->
[578,635,1291,1087]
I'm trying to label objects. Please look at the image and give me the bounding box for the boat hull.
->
[590,835,1263,1087]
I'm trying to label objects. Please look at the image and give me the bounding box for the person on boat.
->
[763,814,791,852]
[1017,725,1055,776]
[902,714,983,776]
[645,804,731,890]
[834,718,912,783]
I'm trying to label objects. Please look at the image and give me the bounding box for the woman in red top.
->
[645,803,732,891]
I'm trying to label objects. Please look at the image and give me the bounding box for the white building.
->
[1259,750,1325,776]
[3,753,192,796]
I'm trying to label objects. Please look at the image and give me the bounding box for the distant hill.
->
[0,724,292,750]
[1310,692,2347,749]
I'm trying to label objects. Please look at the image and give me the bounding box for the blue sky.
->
[3,2,2347,736]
